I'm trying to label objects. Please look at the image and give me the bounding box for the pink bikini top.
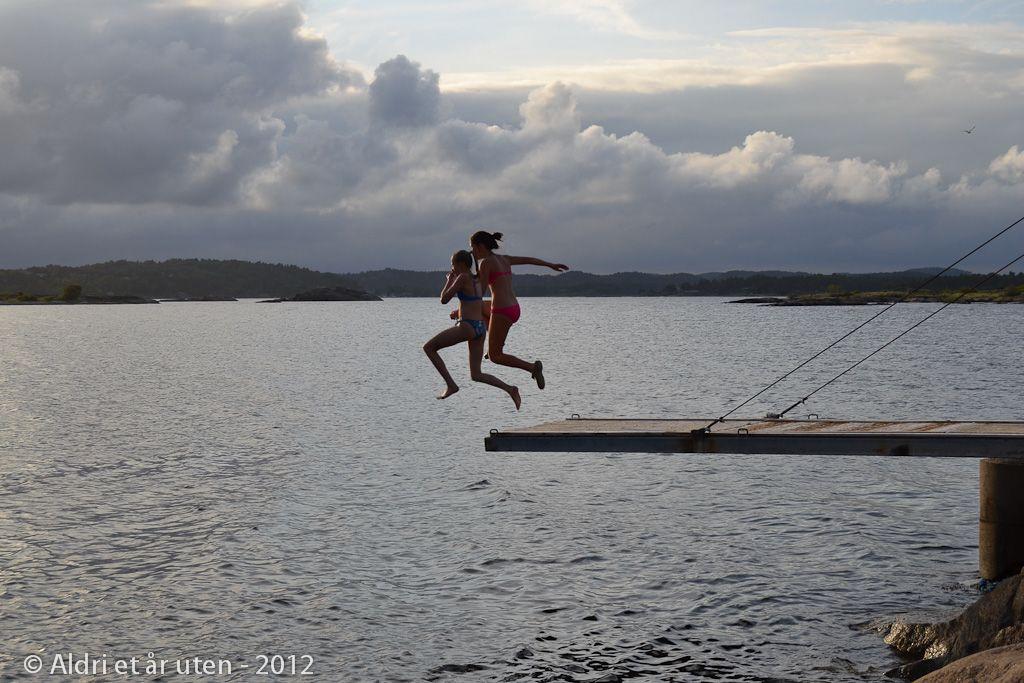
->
[487,270,511,285]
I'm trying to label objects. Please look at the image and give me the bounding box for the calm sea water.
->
[1,297,1022,682]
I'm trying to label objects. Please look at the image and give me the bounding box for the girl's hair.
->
[451,249,474,269]
[470,230,503,251]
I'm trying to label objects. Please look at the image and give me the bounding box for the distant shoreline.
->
[730,289,1024,306]
[0,295,159,305]
[1,259,1021,301]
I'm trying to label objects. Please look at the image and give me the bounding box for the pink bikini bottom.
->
[491,303,521,324]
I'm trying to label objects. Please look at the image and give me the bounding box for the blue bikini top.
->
[456,276,483,302]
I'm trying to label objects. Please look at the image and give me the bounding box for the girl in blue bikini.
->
[423,250,522,409]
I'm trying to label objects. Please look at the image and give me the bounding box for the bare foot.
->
[508,386,522,410]
[531,360,545,390]
[437,385,459,399]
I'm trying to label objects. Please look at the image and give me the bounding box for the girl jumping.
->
[423,250,521,409]
[469,230,569,389]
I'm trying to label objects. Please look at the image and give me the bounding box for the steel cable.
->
[702,212,1024,432]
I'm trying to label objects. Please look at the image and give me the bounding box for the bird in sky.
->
[963,125,976,134]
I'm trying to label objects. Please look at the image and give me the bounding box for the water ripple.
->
[0,298,1013,680]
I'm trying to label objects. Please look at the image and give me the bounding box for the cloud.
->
[369,55,441,127]
[441,21,1024,92]
[0,67,30,115]
[519,82,581,135]
[0,1,1023,274]
[0,0,360,206]
[948,144,1024,205]
[674,132,795,188]
[245,78,1023,271]
[988,145,1024,184]
[525,0,686,40]
[792,156,909,204]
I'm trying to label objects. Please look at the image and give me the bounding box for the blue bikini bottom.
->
[460,319,486,340]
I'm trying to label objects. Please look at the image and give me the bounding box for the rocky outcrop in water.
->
[884,571,1024,679]
[81,295,160,304]
[0,294,159,304]
[727,297,786,304]
[258,286,381,303]
[729,291,1024,306]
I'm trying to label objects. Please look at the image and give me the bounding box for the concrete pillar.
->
[979,458,1024,580]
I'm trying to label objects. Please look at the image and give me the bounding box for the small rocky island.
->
[257,285,382,303]
[0,284,158,305]
[1,281,380,305]
[0,296,159,305]
[730,287,1024,306]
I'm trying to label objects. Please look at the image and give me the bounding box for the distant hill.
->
[900,267,973,277]
[344,268,817,297]
[0,259,1018,300]
[345,267,1019,298]
[0,259,359,299]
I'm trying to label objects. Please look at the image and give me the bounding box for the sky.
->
[1,0,1023,273]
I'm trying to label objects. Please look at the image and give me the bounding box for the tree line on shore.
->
[1,259,1023,300]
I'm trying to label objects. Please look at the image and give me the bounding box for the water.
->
[1,297,1021,681]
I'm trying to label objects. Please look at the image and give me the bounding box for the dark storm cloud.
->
[369,55,440,127]
[0,0,360,206]
[0,1,1023,272]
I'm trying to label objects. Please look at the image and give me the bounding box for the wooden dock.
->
[485,417,1024,458]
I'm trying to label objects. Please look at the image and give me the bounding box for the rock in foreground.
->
[258,286,381,303]
[917,643,1024,682]
[884,572,1024,679]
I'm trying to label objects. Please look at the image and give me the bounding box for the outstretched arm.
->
[440,272,467,304]
[507,255,569,272]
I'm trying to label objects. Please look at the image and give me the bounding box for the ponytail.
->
[470,230,503,251]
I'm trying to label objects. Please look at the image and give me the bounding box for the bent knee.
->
[470,370,485,381]
[422,342,435,354]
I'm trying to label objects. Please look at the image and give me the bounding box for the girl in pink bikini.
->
[470,230,569,389]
